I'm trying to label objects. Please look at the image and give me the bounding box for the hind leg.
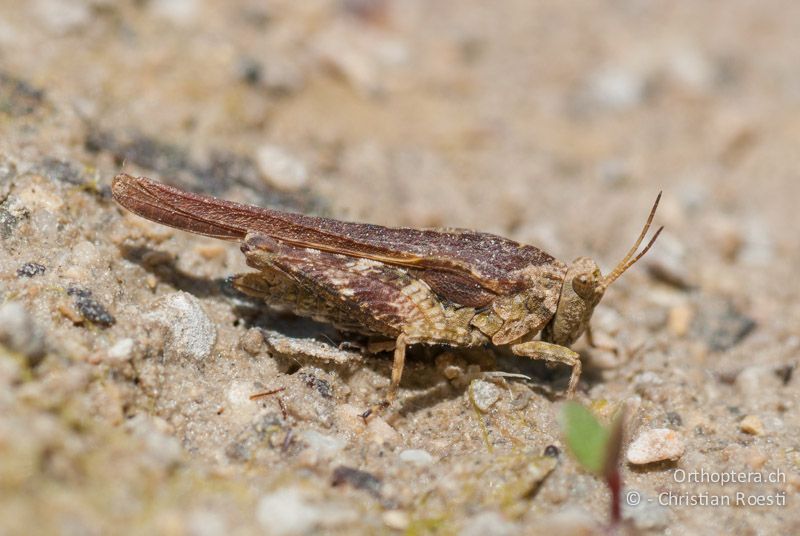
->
[361,333,407,419]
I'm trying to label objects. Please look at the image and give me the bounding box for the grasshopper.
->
[112,173,661,413]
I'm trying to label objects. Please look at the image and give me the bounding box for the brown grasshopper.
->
[112,173,661,413]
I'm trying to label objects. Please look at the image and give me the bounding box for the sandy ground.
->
[0,1,798,534]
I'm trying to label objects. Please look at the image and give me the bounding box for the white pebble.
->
[382,510,409,531]
[735,366,775,398]
[186,510,226,536]
[469,379,502,412]
[588,67,646,109]
[300,430,346,459]
[227,381,256,411]
[146,292,216,362]
[107,338,134,362]
[256,488,318,536]
[627,428,685,465]
[34,0,91,34]
[150,0,198,24]
[399,449,433,465]
[256,145,308,191]
[667,46,714,92]
[367,416,401,446]
[126,414,182,470]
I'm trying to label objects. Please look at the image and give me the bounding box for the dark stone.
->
[0,208,18,239]
[331,466,381,497]
[238,58,262,85]
[692,297,755,352]
[17,262,46,278]
[665,411,683,427]
[299,372,333,398]
[40,158,83,185]
[0,72,45,116]
[67,287,115,327]
[775,363,794,386]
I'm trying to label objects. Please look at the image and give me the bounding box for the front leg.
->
[585,324,617,353]
[510,340,581,398]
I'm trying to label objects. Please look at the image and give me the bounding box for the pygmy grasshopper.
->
[112,174,661,412]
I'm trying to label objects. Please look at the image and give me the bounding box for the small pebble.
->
[186,511,226,536]
[739,415,764,436]
[709,217,744,261]
[226,381,259,414]
[68,287,115,327]
[331,466,381,497]
[399,449,433,465]
[315,23,407,96]
[193,243,226,260]
[333,403,399,445]
[645,233,692,289]
[665,411,683,427]
[16,262,46,277]
[587,66,647,110]
[256,488,318,536]
[264,330,362,365]
[300,431,346,459]
[366,415,401,446]
[0,302,45,365]
[334,404,366,435]
[735,365,776,398]
[667,46,715,93]
[150,0,198,24]
[240,328,265,356]
[107,338,134,363]
[627,428,685,464]
[0,208,18,239]
[740,220,775,265]
[382,510,409,531]
[34,0,91,34]
[126,414,182,470]
[747,451,767,469]
[299,371,333,399]
[691,297,755,352]
[435,351,466,380]
[668,304,693,337]
[469,379,502,412]
[254,57,306,96]
[256,144,308,191]
[146,292,216,362]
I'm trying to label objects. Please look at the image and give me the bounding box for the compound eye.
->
[572,273,595,299]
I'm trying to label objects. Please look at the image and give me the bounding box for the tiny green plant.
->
[561,401,625,527]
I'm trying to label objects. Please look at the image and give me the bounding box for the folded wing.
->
[112,174,560,301]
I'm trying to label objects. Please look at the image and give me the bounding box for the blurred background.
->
[3,0,798,240]
[1,1,798,534]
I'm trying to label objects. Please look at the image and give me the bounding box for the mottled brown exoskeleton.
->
[112,174,662,413]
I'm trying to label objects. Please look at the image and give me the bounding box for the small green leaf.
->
[561,402,610,475]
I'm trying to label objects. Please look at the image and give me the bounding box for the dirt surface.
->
[1,1,798,535]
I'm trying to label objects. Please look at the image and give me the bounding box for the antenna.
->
[602,192,663,288]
